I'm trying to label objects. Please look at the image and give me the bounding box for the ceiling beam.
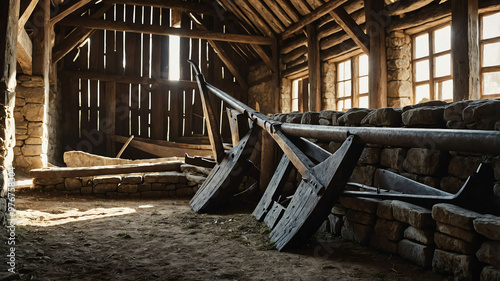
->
[17,28,32,74]
[59,17,273,45]
[329,6,369,54]
[281,0,348,40]
[18,0,39,32]
[103,0,216,15]
[50,0,93,25]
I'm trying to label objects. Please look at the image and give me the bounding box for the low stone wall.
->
[31,164,209,199]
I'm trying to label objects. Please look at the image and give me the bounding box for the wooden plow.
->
[187,60,500,251]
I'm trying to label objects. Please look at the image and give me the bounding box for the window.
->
[336,54,369,111]
[480,12,500,98]
[412,25,453,104]
[291,78,310,112]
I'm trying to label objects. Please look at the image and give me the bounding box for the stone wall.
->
[248,62,274,114]
[386,31,412,107]
[14,75,49,174]
[47,83,62,165]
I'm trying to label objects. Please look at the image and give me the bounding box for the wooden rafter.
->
[234,0,274,37]
[189,14,248,89]
[52,3,112,63]
[282,0,348,40]
[59,17,273,45]
[18,0,39,33]
[247,0,285,33]
[329,6,369,54]
[50,0,93,25]
[104,0,216,16]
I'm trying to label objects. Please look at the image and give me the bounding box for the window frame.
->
[335,54,369,111]
[412,23,453,104]
[479,11,500,99]
[291,77,310,112]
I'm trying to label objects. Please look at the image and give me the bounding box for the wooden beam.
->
[18,0,39,33]
[386,0,435,16]
[306,24,321,111]
[17,28,32,75]
[50,0,92,25]
[52,3,112,63]
[451,0,479,101]
[281,0,348,40]
[365,0,387,109]
[189,14,248,89]
[329,7,369,54]
[104,0,216,15]
[59,17,273,46]
[30,161,184,178]
[32,0,50,79]
[105,81,116,157]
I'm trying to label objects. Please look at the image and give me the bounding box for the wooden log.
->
[247,0,285,34]
[103,0,216,15]
[59,17,273,46]
[32,0,50,79]
[282,46,307,64]
[281,35,307,55]
[50,0,92,25]
[282,61,308,79]
[226,108,250,146]
[17,28,32,75]
[112,135,214,158]
[320,29,351,51]
[329,7,369,54]
[233,0,274,37]
[275,0,300,22]
[321,39,364,62]
[0,0,19,114]
[365,0,387,109]
[261,0,293,27]
[18,0,38,32]
[281,0,348,40]
[30,161,184,178]
[451,0,479,101]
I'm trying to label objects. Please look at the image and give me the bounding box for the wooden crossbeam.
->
[50,0,93,25]
[18,0,38,33]
[58,17,273,46]
[17,28,32,74]
[52,3,112,63]
[281,0,348,40]
[103,0,216,15]
[329,7,369,54]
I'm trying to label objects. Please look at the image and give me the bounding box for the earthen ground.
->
[1,192,447,280]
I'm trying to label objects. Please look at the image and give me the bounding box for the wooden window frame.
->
[479,11,500,99]
[291,77,310,112]
[412,23,453,104]
[335,54,369,111]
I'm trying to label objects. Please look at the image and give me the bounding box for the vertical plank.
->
[180,14,192,137]
[451,0,479,101]
[160,8,169,79]
[306,24,321,112]
[123,4,136,136]
[105,81,116,156]
[89,31,101,136]
[130,5,142,137]
[150,7,164,140]
[79,42,90,138]
[115,4,124,75]
[169,86,181,141]
[365,0,387,109]
[140,6,151,138]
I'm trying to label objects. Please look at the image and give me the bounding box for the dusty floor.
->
[1,192,448,281]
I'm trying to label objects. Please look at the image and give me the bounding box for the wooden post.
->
[32,0,50,80]
[0,0,20,178]
[365,0,387,109]
[105,81,116,156]
[451,0,479,101]
[306,24,321,112]
[260,130,277,193]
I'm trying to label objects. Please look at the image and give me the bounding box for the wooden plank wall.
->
[61,4,242,157]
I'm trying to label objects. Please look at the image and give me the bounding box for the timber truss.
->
[187,60,500,251]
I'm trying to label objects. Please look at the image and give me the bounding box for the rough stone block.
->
[185,174,206,185]
[64,178,82,191]
[339,197,380,213]
[392,200,434,229]
[121,174,142,184]
[447,120,467,129]
[434,232,477,255]
[144,171,184,184]
[437,222,477,243]
[432,249,479,281]
[358,147,380,165]
[176,186,194,198]
[374,218,406,241]
[403,100,448,112]
[34,177,64,185]
[370,232,399,254]
[377,200,394,220]
[398,239,434,267]
[349,165,376,186]
[341,219,372,245]
[25,137,43,145]
[388,81,412,98]
[93,184,118,193]
[346,210,377,225]
[319,110,336,120]
[180,164,212,176]
[474,215,500,241]
[141,191,163,198]
[343,108,373,126]
[481,265,500,281]
[138,183,151,192]
[432,203,482,231]
[367,107,403,127]
[16,86,45,103]
[463,100,500,130]
[318,119,330,126]
[93,175,121,185]
[27,122,45,137]
[402,148,448,176]
[400,172,440,188]
[151,183,166,191]
[448,155,482,180]
[444,100,473,122]
[331,112,345,126]
[440,176,465,194]
[21,145,43,156]
[301,111,320,124]
[404,226,434,246]
[328,214,343,235]
[402,106,446,128]
[332,204,347,215]
[328,141,342,153]
[81,186,93,194]
[380,148,407,170]
[117,184,138,193]
[285,112,303,123]
[21,104,45,122]
[476,242,500,268]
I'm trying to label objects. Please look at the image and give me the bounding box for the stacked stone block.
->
[474,215,500,280]
[338,197,380,246]
[31,164,208,198]
[371,200,405,254]
[386,31,412,107]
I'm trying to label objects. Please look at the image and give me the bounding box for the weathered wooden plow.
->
[187,61,500,251]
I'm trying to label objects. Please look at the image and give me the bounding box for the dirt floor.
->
[0,191,449,281]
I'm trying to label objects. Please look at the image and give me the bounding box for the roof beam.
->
[50,0,93,25]
[18,0,39,32]
[59,17,273,45]
[329,6,369,54]
[17,28,32,74]
[103,0,216,15]
[281,0,348,40]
